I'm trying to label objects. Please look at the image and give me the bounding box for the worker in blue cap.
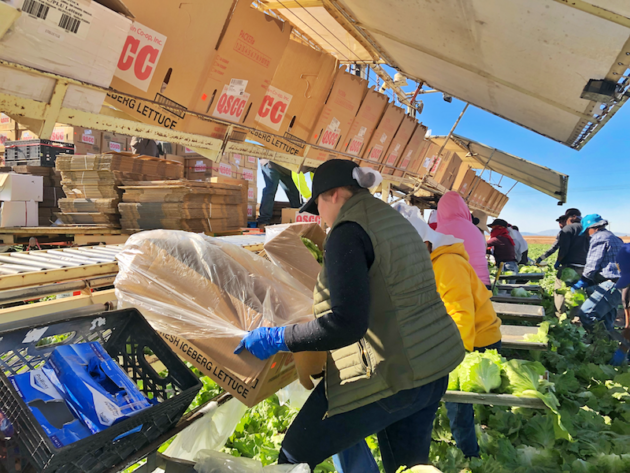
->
[609,244,630,365]
[573,214,624,291]
[573,214,624,332]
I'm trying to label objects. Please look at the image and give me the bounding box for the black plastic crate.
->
[0,308,201,473]
[4,140,74,167]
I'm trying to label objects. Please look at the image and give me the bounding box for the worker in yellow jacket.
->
[394,202,501,457]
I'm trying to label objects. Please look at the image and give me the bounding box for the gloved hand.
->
[535,258,543,265]
[610,349,627,366]
[234,327,288,360]
[571,279,588,293]
[554,261,560,270]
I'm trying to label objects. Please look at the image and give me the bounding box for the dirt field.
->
[523,235,630,244]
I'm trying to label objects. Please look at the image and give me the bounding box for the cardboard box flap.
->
[96,0,134,18]
[264,223,326,291]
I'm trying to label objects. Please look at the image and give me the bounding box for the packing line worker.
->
[610,244,630,365]
[435,191,491,287]
[329,205,503,468]
[486,218,518,274]
[509,225,529,265]
[535,215,568,264]
[397,206,502,457]
[235,160,465,473]
[257,160,302,229]
[573,214,624,332]
[554,208,589,314]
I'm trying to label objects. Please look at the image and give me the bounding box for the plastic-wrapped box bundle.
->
[115,230,326,406]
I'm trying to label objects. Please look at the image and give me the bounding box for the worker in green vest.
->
[235,159,465,472]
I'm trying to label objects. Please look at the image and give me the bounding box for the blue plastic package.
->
[9,369,90,448]
[42,342,152,435]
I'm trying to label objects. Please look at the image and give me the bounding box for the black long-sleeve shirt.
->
[285,222,374,352]
[540,232,561,261]
[557,222,588,267]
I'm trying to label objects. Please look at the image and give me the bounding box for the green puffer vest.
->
[315,190,465,417]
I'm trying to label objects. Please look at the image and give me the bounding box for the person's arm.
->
[486,237,499,248]
[538,234,560,262]
[582,237,605,282]
[284,222,374,352]
[434,258,476,352]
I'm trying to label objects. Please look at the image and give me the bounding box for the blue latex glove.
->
[554,261,560,270]
[610,349,627,366]
[571,279,588,293]
[234,327,288,360]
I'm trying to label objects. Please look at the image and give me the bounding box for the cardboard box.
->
[0,130,16,147]
[101,132,127,154]
[381,115,417,175]
[0,114,14,131]
[185,158,214,180]
[264,223,325,290]
[51,126,102,155]
[1,201,38,227]
[165,154,185,166]
[393,125,428,177]
[496,194,509,213]
[360,102,405,168]
[304,69,368,163]
[244,155,258,170]
[281,208,324,228]
[247,183,257,203]
[106,0,233,135]
[453,164,472,192]
[0,0,132,117]
[0,174,43,201]
[338,87,388,158]
[434,153,462,190]
[457,168,477,198]
[210,176,248,228]
[107,0,291,139]
[249,40,337,157]
[176,145,202,158]
[19,130,39,141]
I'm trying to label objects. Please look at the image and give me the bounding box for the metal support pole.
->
[505,181,519,195]
[428,103,469,178]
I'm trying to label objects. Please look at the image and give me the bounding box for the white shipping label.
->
[248,156,256,164]
[115,22,167,93]
[242,169,254,181]
[227,79,248,96]
[347,136,364,156]
[81,134,95,145]
[379,133,387,144]
[368,145,383,162]
[108,141,122,152]
[247,204,254,218]
[219,163,232,177]
[358,126,367,138]
[255,86,293,132]
[330,117,341,132]
[295,212,321,226]
[19,0,93,39]
[423,157,432,169]
[248,187,255,200]
[194,161,207,172]
[213,85,250,122]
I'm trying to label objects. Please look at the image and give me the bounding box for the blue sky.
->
[259,66,630,234]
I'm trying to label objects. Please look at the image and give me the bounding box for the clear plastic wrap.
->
[194,450,309,473]
[164,398,248,461]
[115,230,316,381]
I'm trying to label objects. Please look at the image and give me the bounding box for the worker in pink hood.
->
[436,191,491,286]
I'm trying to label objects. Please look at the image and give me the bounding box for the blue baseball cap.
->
[617,244,630,289]
[580,214,607,235]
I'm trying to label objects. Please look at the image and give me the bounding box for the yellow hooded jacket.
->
[430,242,502,351]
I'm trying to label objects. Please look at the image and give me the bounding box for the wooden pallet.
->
[501,325,547,351]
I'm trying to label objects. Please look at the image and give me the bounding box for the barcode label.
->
[23,0,50,19]
[59,14,80,34]
[21,0,92,39]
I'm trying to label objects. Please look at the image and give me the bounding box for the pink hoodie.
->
[436,191,491,285]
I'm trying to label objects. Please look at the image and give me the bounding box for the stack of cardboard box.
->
[118,180,245,233]
[56,153,183,226]
[52,125,132,154]
[0,173,43,227]
[11,166,65,226]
